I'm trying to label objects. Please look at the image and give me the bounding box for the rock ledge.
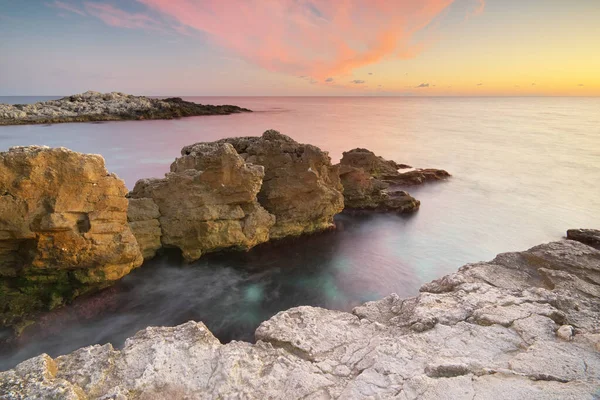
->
[2,236,599,399]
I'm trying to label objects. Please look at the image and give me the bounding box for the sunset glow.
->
[1,0,599,95]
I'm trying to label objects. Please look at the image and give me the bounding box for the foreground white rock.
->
[1,239,599,399]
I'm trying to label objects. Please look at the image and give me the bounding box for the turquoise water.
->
[1,96,599,369]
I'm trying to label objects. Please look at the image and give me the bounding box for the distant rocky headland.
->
[0,130,449,333]
[0,91,251,125]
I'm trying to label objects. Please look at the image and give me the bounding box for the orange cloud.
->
[133,0,469,79]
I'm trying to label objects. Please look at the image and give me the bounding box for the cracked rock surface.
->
[1,239,599,399]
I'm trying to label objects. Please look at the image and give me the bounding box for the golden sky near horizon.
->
[1,0,599,95]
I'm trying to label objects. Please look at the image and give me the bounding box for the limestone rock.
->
[0,146,143,329]
[127,198,162,260]
[337,149,424,213]
[340,148,451,186]
[384,168,452,186]
[339,164,420,213]
[184,130,344,239]
[129,142,274,262]
[0,91,251,126]
[2,238,599,399]
[567,229,600,250]
[339,148,403,178]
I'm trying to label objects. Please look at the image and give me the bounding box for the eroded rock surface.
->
[3,238,599,399]
[129,142,274,262]
[339,164,420,213]
[337,149,434,213]
[184,130,344,239]
[126,198,162,260]
[340,148,450,187]
[0,91,251,126]
[0,146,143,330]
[568,229,600,250]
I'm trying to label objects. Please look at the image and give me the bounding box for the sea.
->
[0,96,599,370]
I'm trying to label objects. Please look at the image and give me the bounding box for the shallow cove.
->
[0,96,599,370]
[1,212,427,369]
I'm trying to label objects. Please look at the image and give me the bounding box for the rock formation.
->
[337,148,446,213]
[188,130,344,239]
[0,146,143,330]
[126,198,162,260]
[567,228,600,250]
[2,236,599,399]
[129,142,275,262]
[0,91,251,126]
[339,164,420,213]
[340,148,451,186]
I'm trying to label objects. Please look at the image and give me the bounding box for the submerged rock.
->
[567,229,600,250]
[0,91,251,126]
[129,142,274,262]
[2,237,599,399]
[0,146,143,330]
[186,130,345,239]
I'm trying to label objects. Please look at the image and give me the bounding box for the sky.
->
[0,0,599,96]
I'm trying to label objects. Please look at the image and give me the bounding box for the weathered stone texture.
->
[199,130,345,239]
[0,146,143,329]
[129,142,274,262]
[3,239,599,399]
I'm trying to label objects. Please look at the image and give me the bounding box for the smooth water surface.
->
[0,96,599,370]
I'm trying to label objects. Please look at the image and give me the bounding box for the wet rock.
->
[3,238,599,398]
[129,142,274,262]
[0,91,251,126]
[186,130,344,239]
[567,229,600,250]
[0,146,143,330]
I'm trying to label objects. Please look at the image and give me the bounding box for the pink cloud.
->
[49,1,86,16]
[133,0,470,79]
[82,1,484,80]
[84,2,161,30]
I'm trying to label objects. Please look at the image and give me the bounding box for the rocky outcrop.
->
[339,164,420,213]
[2,237,599,399]
[126,198,162,260]
[383,168,452,186]
[0,91,251,126]
[186,130,344,239]
[340,148,450,186]
[339,148,406,178]
[568,228,600,250]
[129,142,274,262]
[337,149,442,213]
[0,146,143,330]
